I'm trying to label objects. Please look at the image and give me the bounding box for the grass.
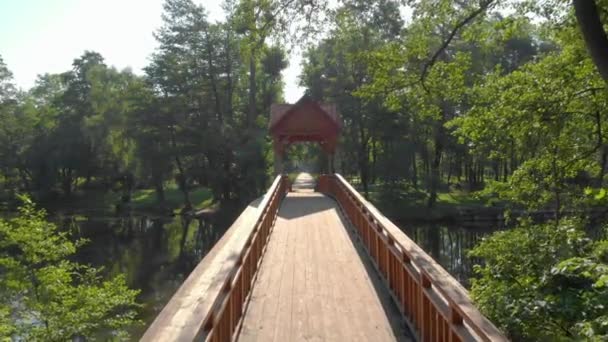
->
[43,183,214,214]
[124,184,213,212]
[436,191,486,207]
[129,185,213,212]
[362,180,503,222]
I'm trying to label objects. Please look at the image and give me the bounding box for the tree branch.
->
[420,0,496,88]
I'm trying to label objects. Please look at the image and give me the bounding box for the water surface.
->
[51,208,239,337]
[398,221,503,287]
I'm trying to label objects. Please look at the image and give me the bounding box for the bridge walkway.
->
[237,173,412,341]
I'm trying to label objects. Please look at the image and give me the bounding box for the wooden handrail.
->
[318,174,507,342]
[142,175,288,342]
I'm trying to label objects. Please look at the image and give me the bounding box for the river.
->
[398,221,503,286]
[41,209,502,338]
[50,207,240,338]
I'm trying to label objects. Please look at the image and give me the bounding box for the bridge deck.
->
[237,174,411,342]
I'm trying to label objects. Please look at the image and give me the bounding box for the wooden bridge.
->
[142,97,507,341]
[142,173,506,341]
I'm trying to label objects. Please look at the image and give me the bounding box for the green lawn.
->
[364,181,503,221]
[53,183,214,214]
[436,191,486,207]
[129,185,213,212]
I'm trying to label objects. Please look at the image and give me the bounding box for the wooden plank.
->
[292,200,310,340]
[236,199,290,341]
[238,186,412,342]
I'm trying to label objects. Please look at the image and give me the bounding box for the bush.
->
[0,196,140,340]
[470,218,608,341]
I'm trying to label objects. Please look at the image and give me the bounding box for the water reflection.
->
[52,207,238,338]
[398,222,503,287]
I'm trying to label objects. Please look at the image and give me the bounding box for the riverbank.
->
[40,184,213,215]
[366,185,506,224]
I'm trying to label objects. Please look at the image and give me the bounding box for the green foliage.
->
[0,196,140,340]
[470,219,608,340]
[1,0,608,339]
[450,34,605,212]
[299,1,608,340]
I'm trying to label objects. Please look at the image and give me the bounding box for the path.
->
[237,173,411,341]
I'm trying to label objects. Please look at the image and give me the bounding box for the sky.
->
[0,0,305,102]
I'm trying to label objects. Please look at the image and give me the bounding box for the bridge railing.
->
[318,174,507,342]
[142,175,288,342]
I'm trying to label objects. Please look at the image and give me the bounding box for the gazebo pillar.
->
[274,153,283,175]
[325,153,334,174]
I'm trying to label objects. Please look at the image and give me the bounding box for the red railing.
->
[142,175,289,342]
[318,174,507,342]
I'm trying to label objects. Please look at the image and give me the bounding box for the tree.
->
[451,27,606,215]
[0,196,139,340]
[300,0,404,195]
[449,16,608,342]
[126,80,174,205]
[469,219,608,340]
[0,55,17,102]
[232,0,328,127]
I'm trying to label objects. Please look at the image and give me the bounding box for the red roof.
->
[269,96,341,131]
[269,95,341,153]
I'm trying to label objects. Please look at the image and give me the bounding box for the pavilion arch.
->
[269,95,341,175]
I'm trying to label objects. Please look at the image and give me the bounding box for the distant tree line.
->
[0,0,327,209]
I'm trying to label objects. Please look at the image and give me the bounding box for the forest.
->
[1,0,608,340]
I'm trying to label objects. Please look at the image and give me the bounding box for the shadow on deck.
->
[238,175,413,341]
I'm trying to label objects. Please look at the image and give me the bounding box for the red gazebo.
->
[269,95,341,174]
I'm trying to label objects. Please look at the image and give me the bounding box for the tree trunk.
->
[412,150,418,190]
[207,55,222,123]
[447,158,453,186]
[170,127,192,210]
[225,28,234,122]
[359,149,370,197]
[599,145,608,186]
[573,0,608,83]
[247,50,257,129]
[370,142,377,185]
[18,167,31,191]
[62,168,73,197]
[222,153,232,202]
[510,141,517,176]
[155,179,165,204]
[174,156,192,211]
[428,125,444,208]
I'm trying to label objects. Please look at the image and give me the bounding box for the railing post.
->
[387,236,394,291]
[450,306,463,342]
[420,271,432,341]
